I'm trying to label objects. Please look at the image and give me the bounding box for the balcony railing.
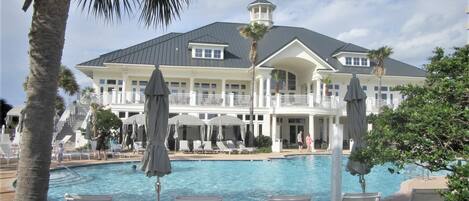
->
[97,91,402,112]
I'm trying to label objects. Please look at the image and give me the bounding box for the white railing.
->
[280,94,309,107]
[196,94,224,106]
[232,95,250,107]
[169,93,191,105]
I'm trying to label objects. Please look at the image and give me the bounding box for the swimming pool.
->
[48,155,438,201]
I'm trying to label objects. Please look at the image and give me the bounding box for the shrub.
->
[255,147,272,153]
[254,135,272,148]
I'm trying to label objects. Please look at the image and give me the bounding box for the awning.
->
[123,114,145,125]
[6,105,24,117]
[168,115,205,126]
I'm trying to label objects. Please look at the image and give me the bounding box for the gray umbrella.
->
[345,75,370,193]
[140,69,171,201]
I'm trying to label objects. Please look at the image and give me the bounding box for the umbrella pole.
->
[156,176,161,201]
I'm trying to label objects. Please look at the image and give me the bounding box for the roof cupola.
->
[248,0,276,27]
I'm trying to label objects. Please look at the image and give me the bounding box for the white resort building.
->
[76,0,426,151]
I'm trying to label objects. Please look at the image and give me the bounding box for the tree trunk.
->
[377,76,382,112]
[248,41,257,147]
[15,0,70,200]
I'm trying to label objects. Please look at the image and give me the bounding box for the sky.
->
[1,0,467,106]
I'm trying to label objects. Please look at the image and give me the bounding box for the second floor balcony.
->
[97,90,401,113]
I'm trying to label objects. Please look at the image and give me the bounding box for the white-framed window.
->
[361,58,368,66]
[204,49,212,58]
[192,46,224,59]
[195,48,203,58]
[214,49,221,58]
[345,57,352,65]
[353,57,360,65]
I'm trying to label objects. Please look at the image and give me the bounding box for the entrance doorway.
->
[288,118,305,145]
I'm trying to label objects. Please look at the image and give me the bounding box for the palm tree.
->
[239,22,269,147]
[368,46,393,112]
[17,1,189,200]
[23,65,79,115]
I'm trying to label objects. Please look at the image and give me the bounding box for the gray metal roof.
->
[78,22,426,77]
[189,34,227,45]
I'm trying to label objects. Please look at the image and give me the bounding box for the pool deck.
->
[0,149,447,201]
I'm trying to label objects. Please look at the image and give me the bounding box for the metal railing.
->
[196,94,224,106]
[169,93,191,105]
[280,94,308,107]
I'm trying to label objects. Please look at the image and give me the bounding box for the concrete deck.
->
[0,149,447,201]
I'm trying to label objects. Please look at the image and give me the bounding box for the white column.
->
[259,77,264,107]
[276,93,280,108]
[271,115,280,152]
[253,92,258,107]
[323,83,327,97]
[111,89,117,104]
[190,78,195,106]
[306,82,311,94]
[316,80,321,104]
[229,93,234,107]
[266,76,271,107]
[331,114,342,201]
[309,115,315,152]
[263,114,270,137]
[122,75,128,104]
[254,122,259,137]
[221,79,226,107]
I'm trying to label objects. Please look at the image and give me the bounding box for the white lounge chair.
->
[236,141,256,153]
[109,140,127,158]
[65,194,112,201]
[0,143,17,166]
[193,140,204,153]
[268,195,311,201]
[215,141,236,155]
[133,141,146,154]
[175,196,223,201]
[179,140,190,152]
[226,140,244,153]
[342,192,381,201]
[410,189,445,201]
[0,134,10,143]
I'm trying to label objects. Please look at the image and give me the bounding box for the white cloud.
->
[337,28,370,42]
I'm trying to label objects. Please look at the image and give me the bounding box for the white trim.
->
[255,38,337,72]
[330,72,426,79]
[332,51,368,58]
[188,42,228,48]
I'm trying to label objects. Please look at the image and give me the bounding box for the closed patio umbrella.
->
[345,75,370,193]
[174,120,179,151]
[131,120,137,141]
[140,69,171,201]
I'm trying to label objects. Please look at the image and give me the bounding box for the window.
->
[345,57,352,65]
[257,115,264,121]
[107,80,116,85]
[362,85,367,91]
[353,57,360,65]
[128,112,139,117]
[195,48,203,57]
[99,79,105,84]
[361,58,368,66]
[214,50,221,58]
[237,114,243,120]
[204,49,212,58]
[207,113,217,119]
[199,113,206,120]
[245,115,251,120]
[258,125,262,136]
[287,72,296,90]
[118,112,126,118]
[132,80,138,85]
[270,69,296,93]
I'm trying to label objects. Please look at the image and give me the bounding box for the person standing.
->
[306,134,313,152]
[297,131,303,151]
[57,142,64,165]
[95,132,108,160]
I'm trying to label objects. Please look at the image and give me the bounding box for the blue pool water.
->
[48,155,439,201]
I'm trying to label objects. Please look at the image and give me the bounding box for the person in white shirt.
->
[297,131,303,151]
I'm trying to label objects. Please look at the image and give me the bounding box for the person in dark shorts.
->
[95,132,108,160]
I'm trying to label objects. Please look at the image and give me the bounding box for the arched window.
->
[270,69,296,94]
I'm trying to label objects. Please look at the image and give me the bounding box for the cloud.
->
[337,28,370,42]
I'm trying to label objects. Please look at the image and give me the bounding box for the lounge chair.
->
[237,141,256,153]
[410,189,445,201]
[202,141,215,153]
[226,140,244,154]
[175,196,223,201]
[133,142,146,154]
[193,140,204,153]
[109,141,127,158]
[0,143,17,166]
[0,134,10,143]
[268,195,311,201]
[342,192,380,201]
[64,194,112,201]
[215,141,237,155]
[179,140,191,152]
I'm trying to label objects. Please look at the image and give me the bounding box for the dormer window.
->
[214,50,221,59]
[361,58,368,66]
[204,49,212,58]
[195,49,203,58]
[353,57,360,65]
[345,57,352,65]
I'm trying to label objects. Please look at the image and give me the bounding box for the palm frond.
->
[76,0,189,27]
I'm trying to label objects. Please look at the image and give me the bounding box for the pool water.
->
[48,155,439,201]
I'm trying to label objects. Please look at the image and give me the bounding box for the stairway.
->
[54,103,89,148]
